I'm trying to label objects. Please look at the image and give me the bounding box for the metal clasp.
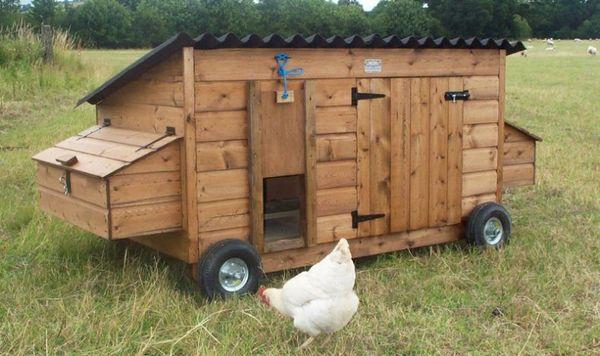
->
[59,172,71,195]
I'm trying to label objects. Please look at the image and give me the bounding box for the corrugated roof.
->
[78,32,525,106]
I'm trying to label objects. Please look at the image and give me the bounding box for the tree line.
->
[1,0,599,48]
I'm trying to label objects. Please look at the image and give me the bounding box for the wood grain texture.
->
[316,186,357,217]
[503,163,535,188]
[463,123,498,149]
[196,140,248,172]
[316,214,357,244]
[463,100,499,124]
[356,78,371,237]
[314,79,354,107]
[111,198,182,238]
[316,160,357,189]
[504,124,533,142]
[197,168,249,202]
[462,193,497,218]
[109,171,181,206]
[196,110,247,142]
[198,198,249,232]
[194,48,500,81]
[497,51,506,202]
[428,77,449,227]
[195,81,247,112]
[248,81,264,252]
[409,78,430,230]
[503,141,535,165]
[316,133,357,162]
[305,80,318,247]
[462,171,497,197]
[462,148,498,173]
[464,76,499,100]
[115,144,180,175]
[447,77,464,225]
[390,78,411,232]
[37,164,108,208]
[183,47,198,262]
[315,106,357,134]
[97,103,184,135]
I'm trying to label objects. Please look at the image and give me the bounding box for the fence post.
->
[41,25,53,63]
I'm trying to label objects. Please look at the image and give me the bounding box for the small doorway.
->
[263,175,306,252]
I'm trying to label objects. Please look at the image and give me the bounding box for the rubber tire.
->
[198,239,262,300]
[466,202,512,249]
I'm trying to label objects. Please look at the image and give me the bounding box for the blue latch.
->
[274,53,304,100]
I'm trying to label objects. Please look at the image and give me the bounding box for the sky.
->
[20,0,382,11]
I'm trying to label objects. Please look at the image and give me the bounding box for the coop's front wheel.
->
[466,202,512,248]
[198,239,262,299]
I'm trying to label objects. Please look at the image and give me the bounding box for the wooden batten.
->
[496,50,506,202]
[248,81,264,253]
[305,81,318,247]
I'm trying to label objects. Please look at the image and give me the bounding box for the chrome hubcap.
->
[218,258,249,292]
[483,217,503,245]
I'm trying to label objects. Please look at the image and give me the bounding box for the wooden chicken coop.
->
[33,33,541,298]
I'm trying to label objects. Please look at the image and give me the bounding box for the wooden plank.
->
[196,110,247,142]
[132,232,193,263]
[356,78,371,237]
[316,186,357,217]
[497,51,506,202]
[197,168,248,203]
[316,160,356,189]
[198,198,249,232]
[78,126,168,147]
[316,133,357,162]
[194,48,500,81]
[261,224,463,273]
[369,78,391,235]
[248,81,264,253]
[195,81,247,112]
[463,123,498,149]
[390,78,411,233]
[462,193,497,218]
[464,76,499,100]
[261,81,305,177]
[429,77,449,227]
[183,47,199,262]
[463,148,498,173]
[305,80,317,247]
[55,136,151,163]
[504,124,534,142]
[463,100,499,124]
[109,171,181,206]
[199,227,250,254]
[97,103,184,136]
[503,141,535,165]
[33,147,126,178]
[103,80,183,107]
[111,198,182,238]
[503,163,535,188]
[316,214,357,244]
[447,77,464,225]
[196,140,248,172]
[314,79,354,107]
[116,143,180,175]
[409,78,430,230]
[462,171,498,197]
[37,164,108,208]
[264,238,305,253]
[315,106,357,134]
[39,187,109,238]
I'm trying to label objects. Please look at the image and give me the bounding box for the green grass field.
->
[1,40,598,354]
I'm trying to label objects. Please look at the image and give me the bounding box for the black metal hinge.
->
[351,87,386,106]
[444,90,470,102]
[351,210,385,228]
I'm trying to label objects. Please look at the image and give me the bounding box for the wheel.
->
[466,202,512,248]
[197,239,262,299]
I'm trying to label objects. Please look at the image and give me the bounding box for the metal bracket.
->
[351,210,385,228]
[59,171,71,195]
[444,90,470,103]
[351,87,386,106]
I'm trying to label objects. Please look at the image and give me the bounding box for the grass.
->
[1,39,599,354]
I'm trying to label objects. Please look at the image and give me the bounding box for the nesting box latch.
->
[58,171,72,195]
[274,53,304,103]
[444,90,470,103]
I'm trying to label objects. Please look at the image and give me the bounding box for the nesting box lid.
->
[33,125,181,178]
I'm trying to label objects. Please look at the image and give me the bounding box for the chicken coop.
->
[33,33,541,298]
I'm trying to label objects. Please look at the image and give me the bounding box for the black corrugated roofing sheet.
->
[78,32,525,106]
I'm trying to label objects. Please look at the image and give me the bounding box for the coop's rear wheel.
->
[198,239,262,299]
[466,202,512,249]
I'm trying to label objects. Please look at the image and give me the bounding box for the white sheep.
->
[588,46,598,56]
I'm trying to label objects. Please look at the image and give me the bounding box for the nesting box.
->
[34,33,541,297]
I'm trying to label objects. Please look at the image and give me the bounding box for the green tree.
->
[29,0,57,27]
[206,0,260,35]
[0,0,20,27]
[512,14,532,40]
[370,0,434,36]
[73,0,132,47]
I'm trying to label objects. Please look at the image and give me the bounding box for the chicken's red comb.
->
[257,286,269,306]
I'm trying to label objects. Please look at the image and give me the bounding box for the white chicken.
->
[258,238,359,348]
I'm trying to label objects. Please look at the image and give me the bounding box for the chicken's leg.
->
[299,336,315,349]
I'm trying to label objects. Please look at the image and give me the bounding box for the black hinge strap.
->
[78,118,111,140]
[135,126,176,152]
[351,87,386,106]
[351,210,385,228]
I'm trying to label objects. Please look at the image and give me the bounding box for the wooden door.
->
[356,77,464,237]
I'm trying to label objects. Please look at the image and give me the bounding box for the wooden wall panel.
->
[111,199,182,238]
[195,81,247,112]
[315,107,357,134]
[37,164,107,208]
[462,171,497,197]
[198,199,249,232]
[197,169,249,202]
[462,193,497,218]
[463,124,498,149]
[316,133,357,162]
[503,163,535,188]
[109,171,181,205]
[447,77,464,225]
[316,160,356,189]
[356,79,371,236]
[503,141,535,165]
[196,111,247,142]
[317,187,357,217]
[305,80,318,247]
[316,214,357,244]
[314,79,354,107]
[463,148,498,173]
[390,78,411,232]
[464,76,499,100]
[464,100,499,124]
[97,104,184,135]
[196,140,248,172]
[429,78,449,227]
[409,78,430,230]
